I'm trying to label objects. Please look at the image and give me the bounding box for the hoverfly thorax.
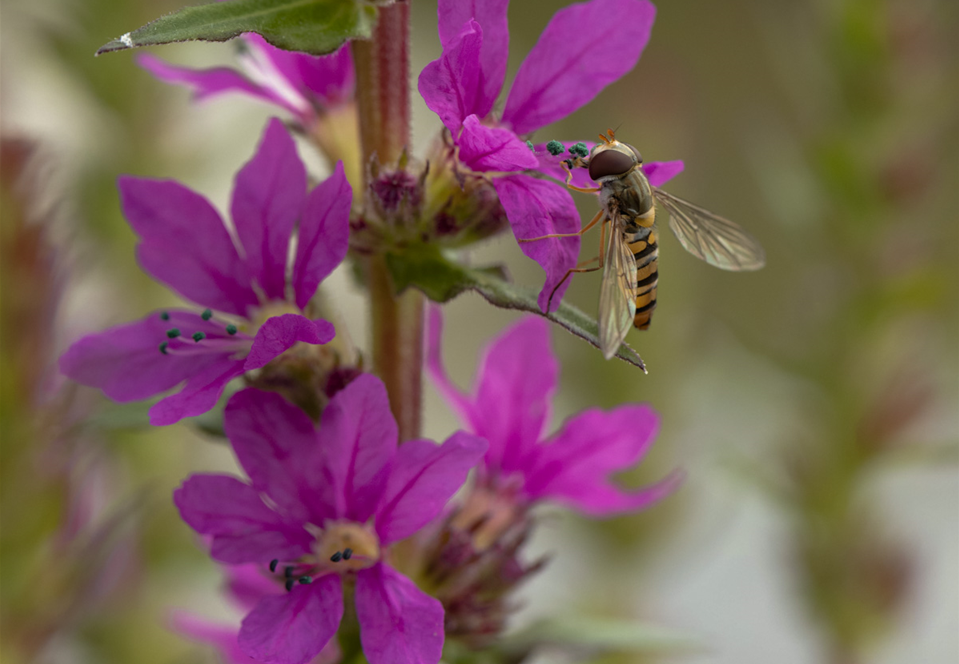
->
[588,141,654,223]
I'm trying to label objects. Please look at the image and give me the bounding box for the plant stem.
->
[352,2,411,167]
[367,255,423,441]
[352,2,422,441]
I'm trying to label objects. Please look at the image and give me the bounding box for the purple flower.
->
[59,118,352,426]
[138,36,354,129]
[171,563,340,664]
[174,375,488,664]
[427,307,681,516]
[418,0,683,311]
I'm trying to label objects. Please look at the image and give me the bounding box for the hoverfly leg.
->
[545,260,603,314]
[546,216,609,312]
[562,161,600,194]
[518,209,605,243]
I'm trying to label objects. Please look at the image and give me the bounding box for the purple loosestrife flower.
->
[138,36,354,130]
[427,308,681,518]
[174,375,487,664]
[59,118,351,426]
[171,563,340,664]
[418,0,682,311]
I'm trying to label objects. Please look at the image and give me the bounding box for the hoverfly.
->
[526,129,765,360]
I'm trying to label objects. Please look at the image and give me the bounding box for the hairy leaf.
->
[97,0,376,56]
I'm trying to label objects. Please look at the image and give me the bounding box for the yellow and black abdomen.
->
[625,210,659,330]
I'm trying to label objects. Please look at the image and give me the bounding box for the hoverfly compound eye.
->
[626,144,643,164]
[588,148,636,180]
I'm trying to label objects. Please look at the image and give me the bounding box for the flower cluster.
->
[60,118,350,425]
[175,376,487,664]
[58,0,685,662]
[427,307,681,518]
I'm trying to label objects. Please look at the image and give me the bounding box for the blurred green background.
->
[2,0,957,663]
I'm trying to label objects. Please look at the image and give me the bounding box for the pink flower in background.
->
[59,118,351,425]
[174,375,487,664]
[171,563,340,664]
[418,0,682,311]
[427,308,681,516]
[138,36,354,128]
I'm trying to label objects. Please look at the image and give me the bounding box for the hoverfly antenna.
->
[598,133,611,144]
[606,128,617,140]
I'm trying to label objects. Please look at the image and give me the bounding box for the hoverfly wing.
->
[598,212,637,360]
[653,188,765,271]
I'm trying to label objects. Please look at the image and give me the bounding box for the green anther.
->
[526,140,534,151]
[160,311,170,321]
[166,328,181,339]
[201,309,213,321]
[546,140,565,156]
[159,341,169,355]
[298,576,312,585]
[226,324,238,335]
[569,142,589,158]
[192,332,206,342]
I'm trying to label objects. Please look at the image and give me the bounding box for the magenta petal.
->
[59,311,223,403]
[502,0,656,135]
[295,43,355,105]
[137,53,296,114]
[119,176,258,316]
[437,0,509,108]
[231,118,306,301]
[244,314,335,371]
[169,612,257,664]
[471,316,559,474]
[375,432,487,545]
[457,115,538,172]
[224,389,322,525]
[355,564,444,664]
[424,306,474,423]
[174,475,313,564]
[316,375,397,523]
[223,563,283,613]
[292,161,351,310]
[549,469,683,516]
[246,35,355,107]
[533,405,659,475]
[492,175,581,312]
[642,160,684,188]
[149,358,246,426]
[417,21,485,134]
[523,405,680,515]
[239,575,343,664]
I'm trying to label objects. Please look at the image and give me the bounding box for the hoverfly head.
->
[587,142,638,181]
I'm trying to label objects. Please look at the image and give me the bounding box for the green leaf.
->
[385,246,647,371]
[97,0,377,56]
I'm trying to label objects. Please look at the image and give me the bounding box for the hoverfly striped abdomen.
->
[605,164,660,331]
[624,212,659,330]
